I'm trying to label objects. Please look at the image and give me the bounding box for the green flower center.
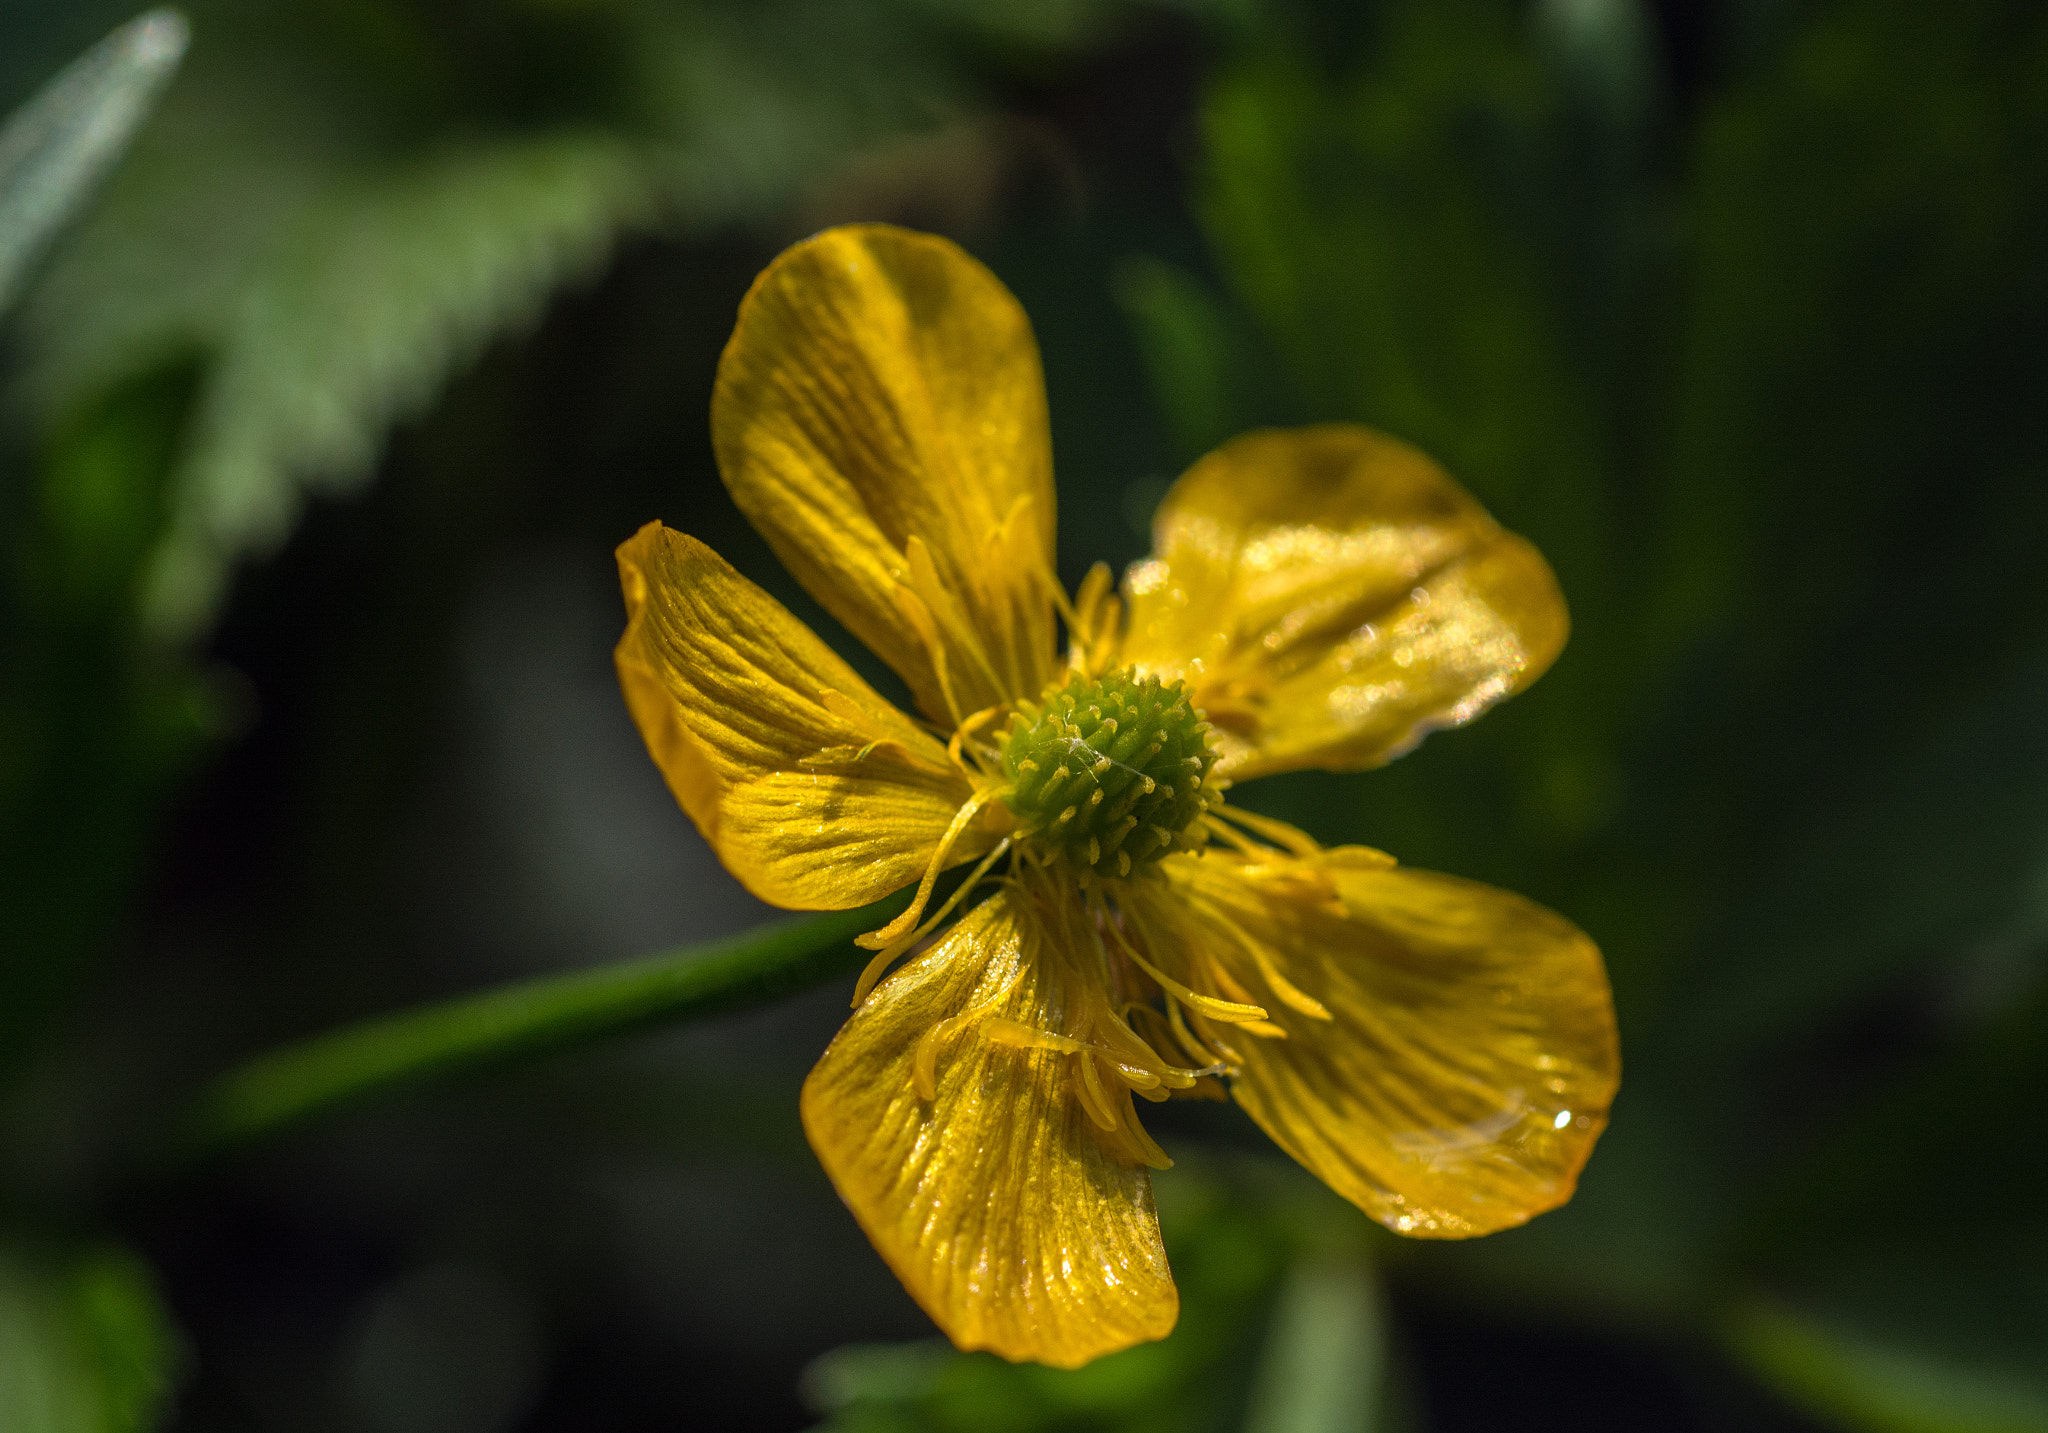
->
[998,668,1218,878]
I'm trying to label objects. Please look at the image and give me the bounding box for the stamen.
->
[1094,902,1268,1025]
[913,1005,990,1101]
[905,534,1011,709]
[799,692,918,769]
[1205,1026,1247,1068]
[1088,1006,1201,1088]
[1034,563,1083,634]
[1201,902,1333,1021]
[1121,1111,1174,1169]
[1068,562,1123,676]
[1166,998,1230,1074]
[1214,803,1324,857]
[946,704,1005,776]
[1126,1008,1208,1087]
[893,582,965,727]
[850,838,1012,1007]
[858,787,1002,951]
[979,1015,1084,1056]
[1206,957,1267,1011]
[1074,1050,1121,1132]
[977,1001,1206,1118]
[1203,813,1266,857]
[986,495,1042,699]
[1111,1060,1163,1091]
[797,740,913,770]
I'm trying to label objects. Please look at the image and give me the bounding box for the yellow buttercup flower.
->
[614,224,1619,1368]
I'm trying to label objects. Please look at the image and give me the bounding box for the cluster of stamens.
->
[996,669,1219,878]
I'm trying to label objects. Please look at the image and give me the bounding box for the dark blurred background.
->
[1,1,2044,1430]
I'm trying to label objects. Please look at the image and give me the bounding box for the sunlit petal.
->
[1121,425,1568,778]
[1154,850,1617,1237]
[614,522,996,910]
[713,224,1059,723]
[801,892,1179,1367]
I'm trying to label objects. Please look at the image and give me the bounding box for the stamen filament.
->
[851,839,1014,1007]
[913,1004,990,1101]
[1074,1050,1121,1131]
[905,534,1012,714]
[1111,1061,1164,1090]
[1166,997,1232,1075]
[979,1015,1083,1055]
[891,581,966,728]
[1035,562,1082,633]
[858,788,1002,951]
[1122,1111,1174,1169]
[797,739,913,770]
[1198,900,1333,1021]
[987,493,1043,700]
[1093,897,1268,1025]
[1202,814,1269,858]
[1213,803,1323,857]
[947,704,1005,776]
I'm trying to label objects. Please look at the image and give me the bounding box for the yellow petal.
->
[1121,425,1568,779]
[801,892,1179,1367]
[1157,851,1617,1237]
[713,224,1059,724]
[614,522,994,910]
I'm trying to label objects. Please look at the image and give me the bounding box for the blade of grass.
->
[182,890,910,1159]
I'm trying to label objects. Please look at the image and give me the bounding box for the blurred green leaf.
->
[1243,1257,1390,1433]
[16,97,650,635]
[0,364,212,1070]
[1633,0,2048,1059]
[1650,2,2048,672]
[1669,635,2048,1057]
[185,891,910,1157]
[137,132,649,638]
[56,132,628,643]
[1532,0,1657,133]
[0,9,186,317]
[11,0,1164,649]
[805,1341,961,1417]
[1110,254,1252,463]
[0,1241,178,1433]
[1724,974,2048,1433]
[1727,1297,2048,1433]
[623,1,964,218]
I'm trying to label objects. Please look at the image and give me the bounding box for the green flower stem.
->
[181,890,909,1160]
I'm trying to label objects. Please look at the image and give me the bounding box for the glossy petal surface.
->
[713,224,1058,724]
[1121,425,1568,779]
[614,522,991,911]
[1156,849,1617,1236]
[801,893,1178,1367]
